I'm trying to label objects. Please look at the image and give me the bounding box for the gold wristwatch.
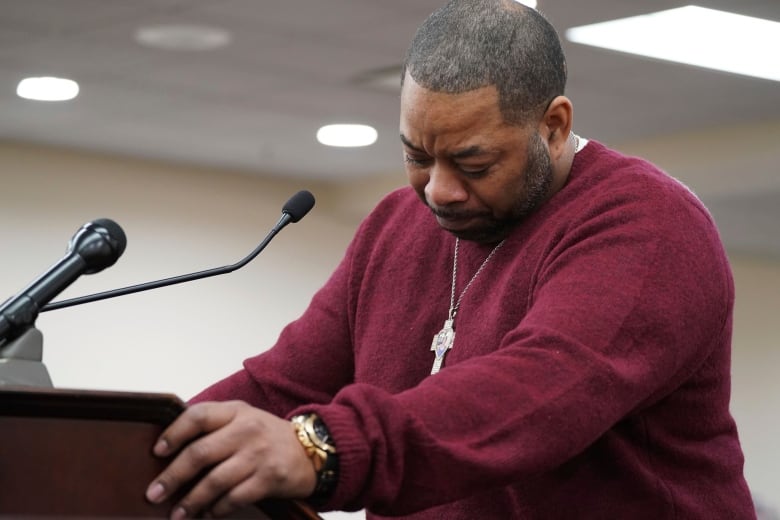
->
[291,413,339,502]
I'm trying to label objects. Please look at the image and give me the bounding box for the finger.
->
[207,476,265,518]
[147,414,242,505]
[153,401,239,457]
[185,456,264,518]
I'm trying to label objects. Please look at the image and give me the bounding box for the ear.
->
[537,96,573,161]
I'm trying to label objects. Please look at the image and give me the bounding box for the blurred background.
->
[1,1,778,517]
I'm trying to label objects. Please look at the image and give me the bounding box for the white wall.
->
[1,142,777,514]
[730,256,780,514]
[0,142,360,398]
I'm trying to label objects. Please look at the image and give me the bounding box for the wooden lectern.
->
[0,386,322,519]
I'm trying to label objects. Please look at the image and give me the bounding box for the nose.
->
[424,163,468,208]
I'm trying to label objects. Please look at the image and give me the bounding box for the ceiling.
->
[1,0,779,257]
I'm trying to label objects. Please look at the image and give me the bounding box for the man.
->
[146,1,756,518]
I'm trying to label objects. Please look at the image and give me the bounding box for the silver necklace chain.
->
[448,238,505,321]
[430,136,581,375]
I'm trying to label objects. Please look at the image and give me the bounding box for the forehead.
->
[399,74,531,158]
[400,74,505,136]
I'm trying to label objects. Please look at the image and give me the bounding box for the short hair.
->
[401,0,567,125]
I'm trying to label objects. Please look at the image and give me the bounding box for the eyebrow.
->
[399,133,423,152]
[399,133,493,159]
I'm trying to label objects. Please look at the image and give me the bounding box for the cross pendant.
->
[430,319,456,375]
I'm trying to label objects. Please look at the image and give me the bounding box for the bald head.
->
[402,0,567,126]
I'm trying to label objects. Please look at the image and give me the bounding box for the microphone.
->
[39,189,315,312]
[280,189,315,224]
[0,218,127,343]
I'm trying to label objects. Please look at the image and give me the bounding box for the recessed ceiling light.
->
[135,25,232,51]
[566,6,780,82]
[16,76,79,101]
[317,124,378,148]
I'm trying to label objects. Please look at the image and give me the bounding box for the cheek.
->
[476,177,523,216]
[406,167,428,195]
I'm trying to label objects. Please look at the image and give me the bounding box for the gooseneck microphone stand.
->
[1,190,315,388]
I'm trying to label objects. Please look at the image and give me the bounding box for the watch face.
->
[313,418,333,445]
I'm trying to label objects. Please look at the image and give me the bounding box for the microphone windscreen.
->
[70,218,128,273]
[93,218,128,257]
[282,190,315,223]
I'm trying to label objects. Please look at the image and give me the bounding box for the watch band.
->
[291,413,339,503]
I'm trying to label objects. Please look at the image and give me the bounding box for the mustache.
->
[428,205,490,220]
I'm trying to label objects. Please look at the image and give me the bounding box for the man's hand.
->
[145,400,316,519]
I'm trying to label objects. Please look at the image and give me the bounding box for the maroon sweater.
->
[193,141,755,518]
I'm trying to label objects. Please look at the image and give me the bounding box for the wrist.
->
[290,413,339,504]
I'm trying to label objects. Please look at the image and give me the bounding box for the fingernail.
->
[171,506,188,520]
[153,438,170,456]
[146,482,166,503]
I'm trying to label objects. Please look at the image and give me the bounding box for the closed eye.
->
[457,165,490,178]
[404,154,432,167]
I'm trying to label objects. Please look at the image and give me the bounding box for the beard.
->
[434,131,554,244]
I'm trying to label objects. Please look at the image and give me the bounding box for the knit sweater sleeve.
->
[293,148,739,515]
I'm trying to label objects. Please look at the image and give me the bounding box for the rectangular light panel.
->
[565,5,780,82]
